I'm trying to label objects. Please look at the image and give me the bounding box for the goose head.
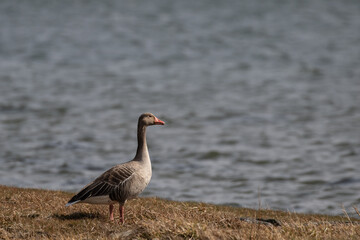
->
[139,113,165,126]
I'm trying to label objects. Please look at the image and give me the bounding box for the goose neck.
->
[135,123,149,160]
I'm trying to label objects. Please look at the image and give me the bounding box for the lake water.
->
[0,0,359,216]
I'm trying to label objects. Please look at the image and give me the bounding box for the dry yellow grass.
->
[0,185,359,239]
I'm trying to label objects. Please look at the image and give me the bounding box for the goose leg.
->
[119,205,125,224]
[109,204,114,221]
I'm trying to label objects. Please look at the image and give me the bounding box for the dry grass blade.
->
[342,204,352,225]
[353,206,360,218]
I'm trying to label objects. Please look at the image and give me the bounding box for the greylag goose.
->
[66,113,165,224]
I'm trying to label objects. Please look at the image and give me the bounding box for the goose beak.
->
[154,117,165,125]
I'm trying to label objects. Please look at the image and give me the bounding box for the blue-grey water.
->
[0,0,359,216]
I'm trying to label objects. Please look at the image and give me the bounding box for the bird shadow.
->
[52,211,102,220]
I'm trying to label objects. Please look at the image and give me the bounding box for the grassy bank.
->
[0,185,359,239]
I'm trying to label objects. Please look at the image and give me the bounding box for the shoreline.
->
[1,185,359,239]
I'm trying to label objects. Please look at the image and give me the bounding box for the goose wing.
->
[66,165,134,206]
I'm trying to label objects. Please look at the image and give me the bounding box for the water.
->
[0,0,359,216]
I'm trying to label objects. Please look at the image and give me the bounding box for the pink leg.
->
[119,205,125,224]
[109,204,114,221]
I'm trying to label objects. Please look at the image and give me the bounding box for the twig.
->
[240,217,281,227]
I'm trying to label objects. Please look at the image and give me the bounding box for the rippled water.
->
[0,0,359,216]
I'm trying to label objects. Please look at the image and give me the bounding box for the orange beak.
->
[154,116,165,125]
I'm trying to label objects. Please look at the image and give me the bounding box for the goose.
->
[66,112,165,224]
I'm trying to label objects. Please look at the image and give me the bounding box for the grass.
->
[0,185,359,239]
